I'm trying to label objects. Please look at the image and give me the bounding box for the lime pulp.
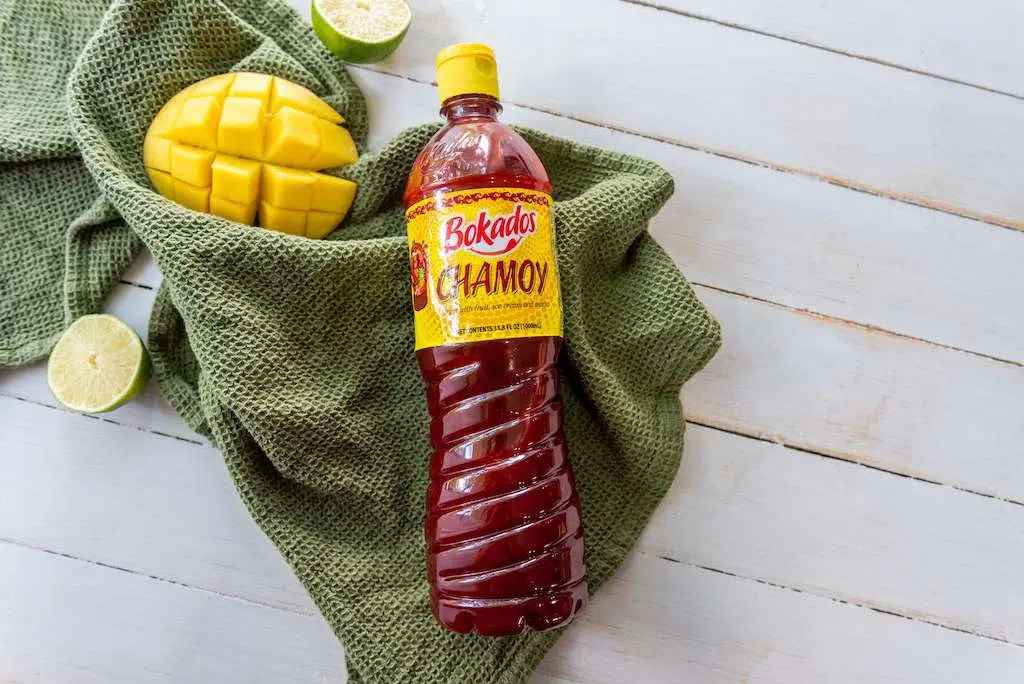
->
[47,314,150,414]
[312,0,412,64]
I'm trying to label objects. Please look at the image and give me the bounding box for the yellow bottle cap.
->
[435,43,499,105]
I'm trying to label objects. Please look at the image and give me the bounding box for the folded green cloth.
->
[2,0,721,681]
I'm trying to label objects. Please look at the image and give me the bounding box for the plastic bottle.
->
[404,43,588,636]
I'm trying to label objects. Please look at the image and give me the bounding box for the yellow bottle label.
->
[406,187,562,350]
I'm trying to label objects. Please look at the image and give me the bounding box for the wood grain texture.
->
[3,395,1023,645]
[0,543,344,684]
[653,425,1024,644]
[0,395,308,613]
[8,516,1024,679]
[3,533,1022,683]
[349,0,1024,226]
[688,286,1024,501]
[540,553,1023,684]
[632,0,1024,97]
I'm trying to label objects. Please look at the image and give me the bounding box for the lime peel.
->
[47,314,151,414]
[312,0,411,64]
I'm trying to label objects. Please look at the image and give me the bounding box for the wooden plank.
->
[686,286,1024,501]
[635,0,1024,97]
[4,395,1024,644]
[0,395,309,614]
[0,543,344,684]
[540,553,1024,684]
[4,541,1022,683]
[341,0,1024,226]
[651,425,1024,644]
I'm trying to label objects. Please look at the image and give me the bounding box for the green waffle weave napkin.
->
[1,0,721,681]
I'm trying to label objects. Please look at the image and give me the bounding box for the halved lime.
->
[47,315,150,414]
[312,0,412,64]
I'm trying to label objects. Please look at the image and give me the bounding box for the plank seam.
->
[3,534,1016,652]
[120,278,155,290]
[354,66,1023,232]
[619,0,1024,101]
[695,282,1023,368]
[4,393,206,447]
[5,379,1020,507]
[0,536,316,617]
[650,552,1024,648]
[686,419,1024,508]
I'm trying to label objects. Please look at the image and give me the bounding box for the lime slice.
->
[47,315,150,414]
[312,0,412,64]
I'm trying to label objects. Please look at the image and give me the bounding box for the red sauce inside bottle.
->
[404,94,588,636]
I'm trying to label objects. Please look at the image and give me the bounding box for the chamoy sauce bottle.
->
[404,43,588,637]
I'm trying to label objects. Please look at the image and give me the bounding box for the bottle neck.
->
[441,94,502,122]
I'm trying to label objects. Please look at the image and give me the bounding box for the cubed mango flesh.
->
[143,72,358,239]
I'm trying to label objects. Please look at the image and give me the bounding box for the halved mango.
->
[144,72,358,239]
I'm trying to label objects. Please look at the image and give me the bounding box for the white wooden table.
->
[3,1,1023,681]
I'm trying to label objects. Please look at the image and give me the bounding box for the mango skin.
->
[144,73,358,239]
